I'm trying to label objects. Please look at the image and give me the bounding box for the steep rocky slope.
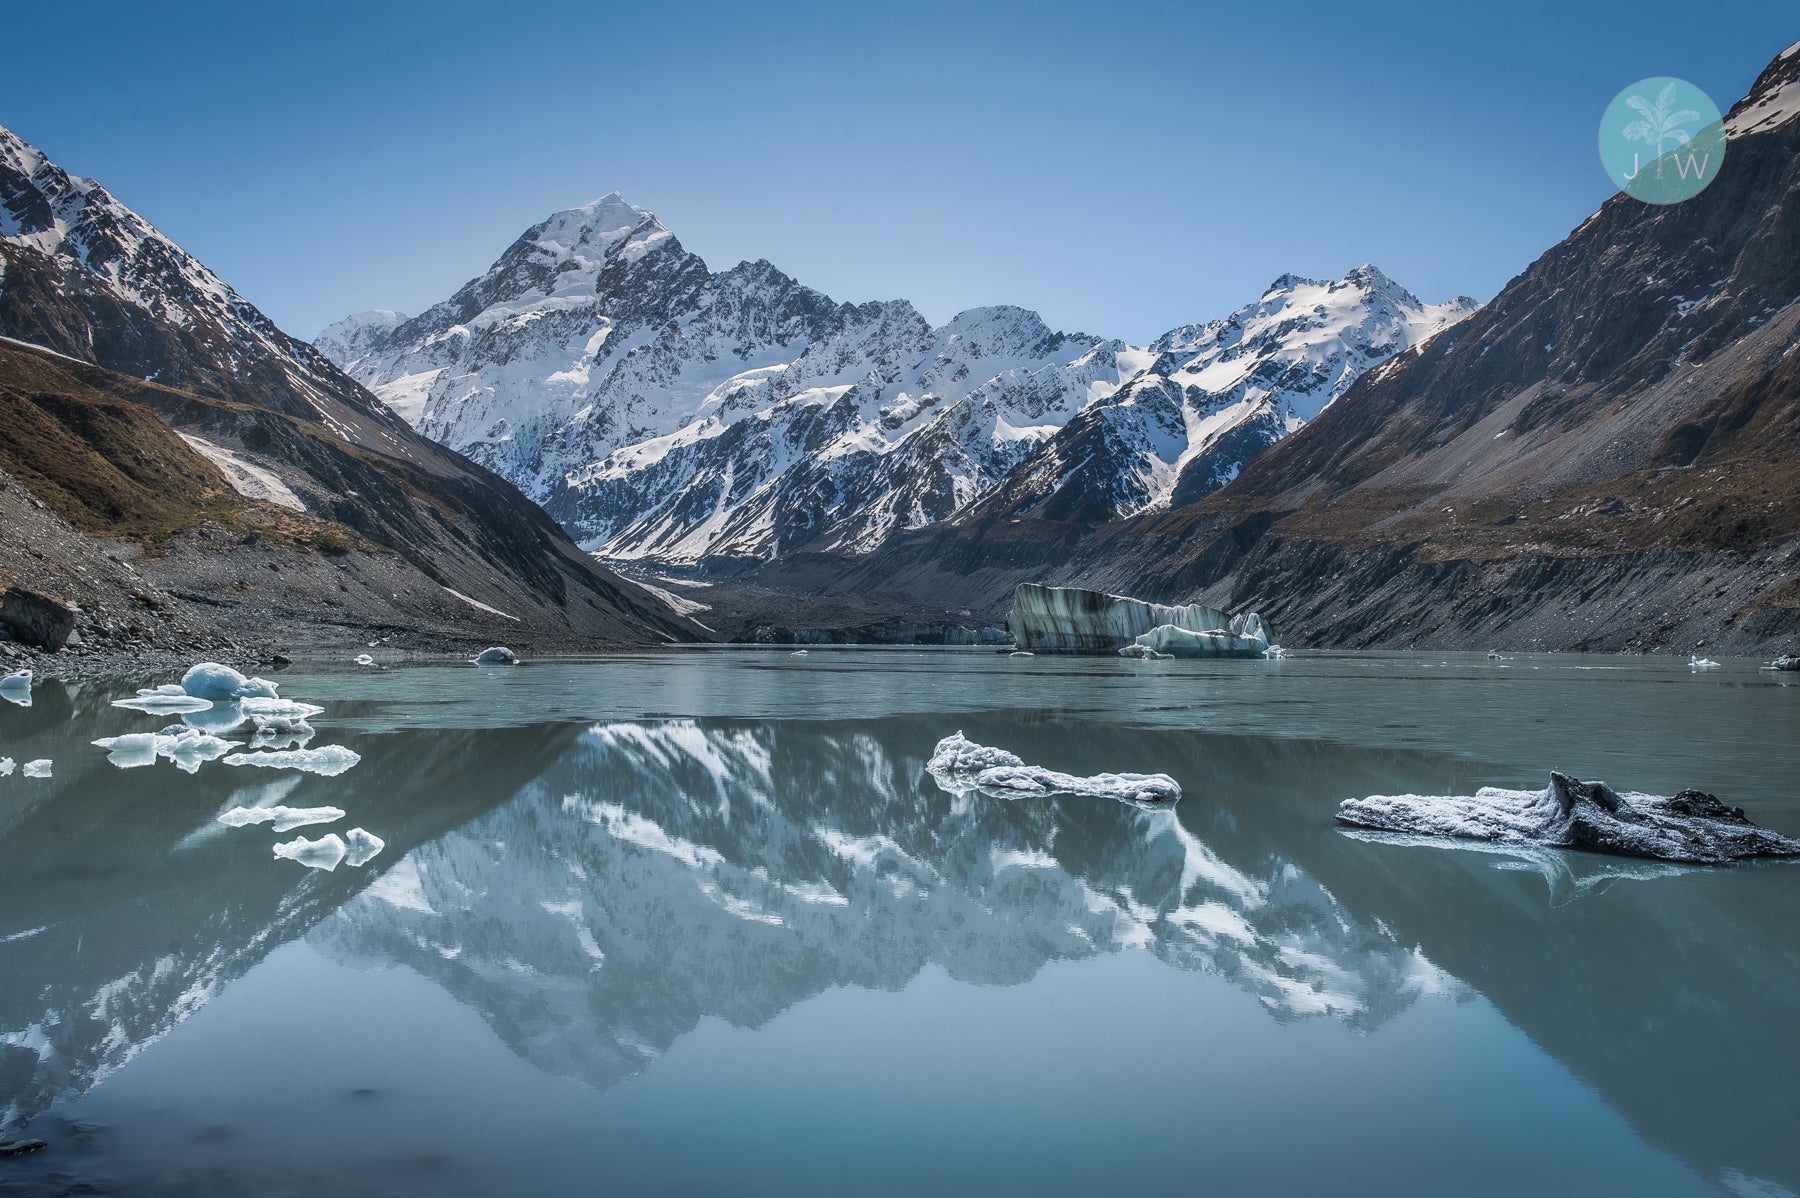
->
[773,40,1800,654]
[0,125,698,652]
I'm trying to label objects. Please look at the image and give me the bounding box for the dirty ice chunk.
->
[273,833,348,871]
[219,805,346,832]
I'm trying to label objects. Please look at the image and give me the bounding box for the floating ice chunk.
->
[239,697,326,720]
[343,827,385,867]
[1008,650,1035,657]
[926,732,1179,807]
[1336,772,1800,865]
[473,646,518,665]
[354,654,375,666]
[21,760,51,778]
[223,745,361,776]
[1116,644,1170,659]
[112,685,215,714]
[1264,644,1290,660]
[975,764,1181,807]
[790,650,809,657]
[1690,656,1722,670]
[0,757,14,776]
[0,669,30,691]
[927,731,1025,775]
[91,732,161,769]
[1766,655,1799,672]
[218,805,346,832]
[181,663,279,701]
[1006,583,1277,657]
[273,833,348,871]
[93,728,242,773]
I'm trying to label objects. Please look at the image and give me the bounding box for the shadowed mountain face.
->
[6,698,1797,1192]
[0,126,695,649]
[750,42,1800,654]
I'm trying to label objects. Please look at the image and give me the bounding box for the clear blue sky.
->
[3,1,1793,343]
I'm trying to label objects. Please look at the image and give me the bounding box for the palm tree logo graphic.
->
[1620,81,1701,181]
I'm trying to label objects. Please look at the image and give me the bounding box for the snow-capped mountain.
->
[320,198,1471,564]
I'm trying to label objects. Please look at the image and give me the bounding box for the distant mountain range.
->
[0,125,697,652]
[320,204,1470,564]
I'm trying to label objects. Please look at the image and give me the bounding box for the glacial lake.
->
[1,649,1796,1197]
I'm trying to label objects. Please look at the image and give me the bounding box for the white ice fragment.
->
[0,669,31,691]
[218,804,346,832]
[112,686,215,714]
[273,833,348,871]
[1690,656,1721,670]
[789,649,808,657]
[1008,650,1035,657]
[472,646,518,665]
[239,697,326,720]
[94,728,241,773]
[343,827,385,867]
[91,732,160,769]
[354,654,375,666]
[181,663,279,701]
[0,757,14,776]
[21,759,52,778]
[223,745,361,776]
[925,732,1180,806]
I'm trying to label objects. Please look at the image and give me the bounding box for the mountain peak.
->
[1726,38,1800,138]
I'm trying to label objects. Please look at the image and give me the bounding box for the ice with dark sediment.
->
[1002,583,1277,658]
[219,805,346,832]
[1766,654,1799,671]
[1336,771,1800,865]
[223,745,361,777]
[927,731,1180,807]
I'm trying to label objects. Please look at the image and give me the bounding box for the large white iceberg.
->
[927,732,1180,807]
[219,805,346,832]
[1336,772,1800,865]
[1003,583,1278,657]
[223,745,361,777]
[180,663,279,701]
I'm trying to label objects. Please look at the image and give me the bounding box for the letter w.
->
[1674,153,1711,180]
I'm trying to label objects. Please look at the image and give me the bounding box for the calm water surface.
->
[0,650,1796,1197]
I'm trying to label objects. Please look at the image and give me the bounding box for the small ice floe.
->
[181,663,279,701]
[926,731,1179,808]
[21,760,51,778]
[1336,771,1800,865]
[218,804,346,832]
[1764,654,1799,672]
[273,833,348,871]
[223,745,361,777]
[353,653,376,667]
[112,684,215,715]
[343,827,385,866]
[1690,656,1721,670]
[93,727,242,773]
[789,650,809,657]
[241,696,325,720]
[473,646,518,666]
[1008,650,1035,657]
[1487,650,1505,660]
[0,669,30,692]
[0,757,14,776]
[1117,644,1169,659]
[1263,644,1290,660]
